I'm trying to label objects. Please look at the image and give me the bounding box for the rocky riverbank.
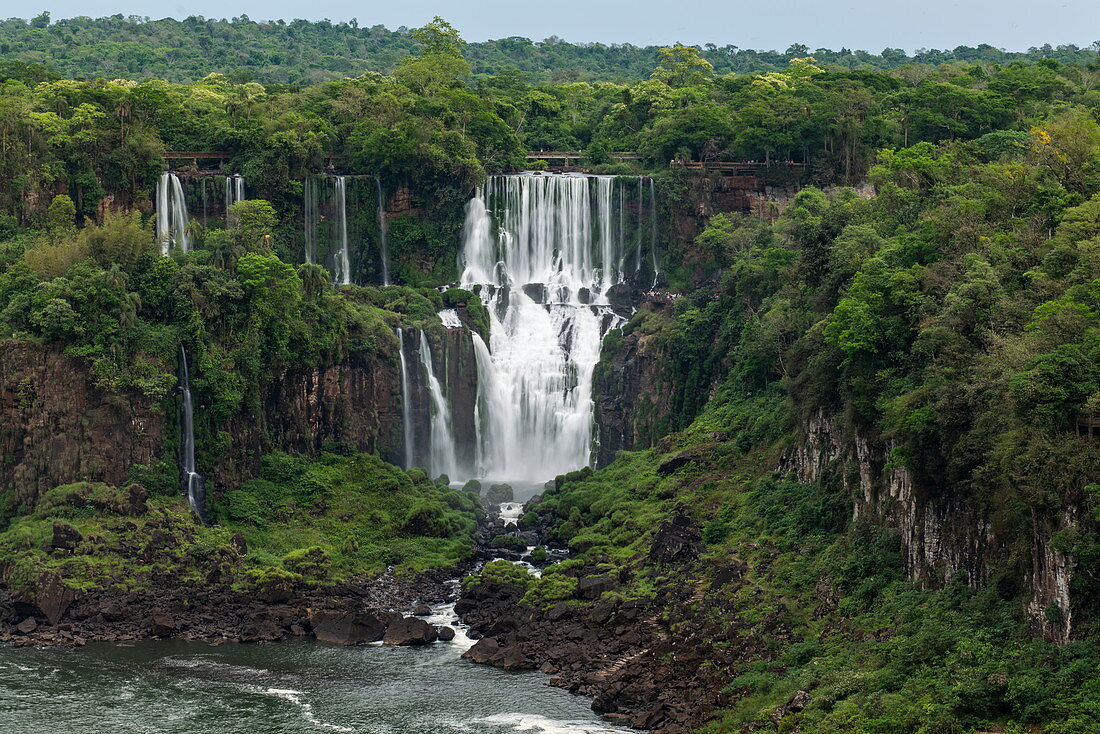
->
[0,567,465,648]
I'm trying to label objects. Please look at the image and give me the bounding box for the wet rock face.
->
[592,308,679,468]
[220,351,404,487]
[0,340,165,508]
[382,616,438,646]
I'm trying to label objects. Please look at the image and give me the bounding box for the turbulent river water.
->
[0,638,631,734]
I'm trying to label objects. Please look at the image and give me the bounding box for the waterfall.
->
[156,172,191,255]
[178,346,205,521]
[303,176,317,265]
[333,176,351,285]
[225,174,245,224]
[376,177,391,286]
[438,309,462,329]
[419,331,457,479]
[649,178,659,284]
[397,328,416,470]
[459,173,630,483]
[635,177,644,273]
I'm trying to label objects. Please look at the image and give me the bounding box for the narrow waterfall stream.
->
[225,173,245,224]
[454,173,652,484]
[333,176,352,285]
[396,328,416,470]
[375,177,391,286]
[178,346,205,521]
[419,331,459,480]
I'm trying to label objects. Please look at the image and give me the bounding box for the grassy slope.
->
[0,453,482,595]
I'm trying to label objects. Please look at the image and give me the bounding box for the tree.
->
[411,16,466,58]
[45,195,76,235]
[652,46,715,89]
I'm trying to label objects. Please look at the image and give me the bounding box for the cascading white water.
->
[225,173,245,224]
[458,173,645,483]
[396,328,416,470]
[333,176,352,285]
[156,172,191,255]
[178,346,204,520]
[419,331,458,479]
[375,177,391,286]
[438,309,463,329]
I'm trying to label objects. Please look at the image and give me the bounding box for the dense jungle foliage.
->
[1,13,1098,84]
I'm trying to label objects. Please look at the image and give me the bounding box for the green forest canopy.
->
[1,12,1098,84]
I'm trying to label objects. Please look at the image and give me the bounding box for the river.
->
[0,636,632,733]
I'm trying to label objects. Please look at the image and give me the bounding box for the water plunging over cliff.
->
[396,328,416,470]
[333,177,352,285]
[420,331,459,479]
[178,346,205,520]
[156,173,190,255]
[225,174,245,224]
[376,177,391,286]
[458,173,651,483]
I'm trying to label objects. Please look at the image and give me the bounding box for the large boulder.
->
[50,522,83,551]
[484,483,514,506]
[462,636,535,670]
[382,616,437,646]
[311,610,388,645]
[575,575,616,600]
[649,513,702,564]
[146,612,177,637]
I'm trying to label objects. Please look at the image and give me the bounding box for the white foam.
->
[474,713,628,733]
[265,687,354,732]
[439,309,463,328]
[499,502,524,526]
[423,600,476,651]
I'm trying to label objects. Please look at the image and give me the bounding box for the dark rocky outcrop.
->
[0,340,165,508]
[0,570,459,649]
[311,609,389,645]
[456,559,760,734]
[382,615,438,645]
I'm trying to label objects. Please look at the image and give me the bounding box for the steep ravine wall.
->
[785,409,1076,643]
[593,306,679,467]
[214,350,406,488]
[0,340,164,510]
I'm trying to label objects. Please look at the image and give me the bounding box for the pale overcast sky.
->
[21,0,1100,52]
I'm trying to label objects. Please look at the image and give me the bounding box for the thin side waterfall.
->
[635,176,644,272]
[178,346,205,521]
[225,174,245,224]
[396,328,416,470]
[419,331,457,479]
[649,178,659,284]
[375,177,391,286]
[303,176,317,265]
[333,176,351,285]
[459,173,631,483]
[156,172,191,255]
